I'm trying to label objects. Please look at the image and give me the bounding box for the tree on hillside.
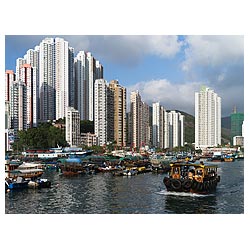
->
[11,122,68,151]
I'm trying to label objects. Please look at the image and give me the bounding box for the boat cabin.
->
[169,162,218,182]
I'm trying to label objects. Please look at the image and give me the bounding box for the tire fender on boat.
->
[163,177,171,187]
[182,179,192,190]
[171,179,182,191]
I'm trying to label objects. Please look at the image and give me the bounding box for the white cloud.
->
[182,35,244,71]
[66,35,183,66]
[127,79,202,115]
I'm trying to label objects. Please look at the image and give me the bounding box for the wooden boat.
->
[8,162,44,179]
[163,162,220,194]
[223,156,235,162]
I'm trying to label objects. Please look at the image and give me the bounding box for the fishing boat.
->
[7,162,44,179]
[5,177,29,190]
[163,162,220,194]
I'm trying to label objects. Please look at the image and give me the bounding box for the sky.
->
[5,35,244,117]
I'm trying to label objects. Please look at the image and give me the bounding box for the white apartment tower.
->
[75,51,103,121]
[167,111,185,149]
[39,38,55,122]
[94,79,108,146]
[152,102,166,148]
[55,37,69,120]
[66,107,80,147]
[195,86,221,149]
[75,51,87,120]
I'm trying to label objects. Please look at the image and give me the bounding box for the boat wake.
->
[156,190,215,197]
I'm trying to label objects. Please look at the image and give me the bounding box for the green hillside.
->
[177,111,231,144]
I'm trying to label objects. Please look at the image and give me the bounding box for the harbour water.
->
[5,160,244,214]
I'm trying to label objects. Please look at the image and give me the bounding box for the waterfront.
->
[5,160,243,214]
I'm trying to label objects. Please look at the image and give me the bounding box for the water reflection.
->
[164,192,217,214]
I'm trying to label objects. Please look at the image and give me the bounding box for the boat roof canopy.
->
[170,162,218,169]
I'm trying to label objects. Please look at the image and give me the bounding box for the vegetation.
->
[11,122,68,152]
[80,120,94,133]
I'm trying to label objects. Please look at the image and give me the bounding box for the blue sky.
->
[5,35,244,117]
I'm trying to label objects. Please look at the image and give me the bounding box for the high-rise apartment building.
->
[195,86,221,149]
[55,37,70,120]
[167,111,185,149]
[5,70,15,102]
[68,47,75,109]
[39,38,56,122]
[94,79,108,146]
[20,64,35,128]
[108,80,126,147]
[129,91,150,149]
[9,80,27,138]
[152,102,166,148]
[65,107,80,147]
[75,51,103,120]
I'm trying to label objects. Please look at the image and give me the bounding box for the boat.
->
[5,177,29,190]
[8,162,44,179]
[223,155,235,162]
[163,161,220,194]
[28,178,51,188]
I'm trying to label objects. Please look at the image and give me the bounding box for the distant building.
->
[94,79,108,146]
[74,51,103,120]
[10,80,27,139]
[152,102,165,148]
[129,91,150,149]
[166,111,185,149]
[195,86,221,149]
[230,107,244,143]
[65,107,80,147]
[107,80,127,147]
[233,136,244,146]
[5,70,15,102]
[80,133,97,147]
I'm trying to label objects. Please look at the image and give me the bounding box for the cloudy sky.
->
[5,35,244,117]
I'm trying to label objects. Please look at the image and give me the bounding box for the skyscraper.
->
[75,51,103,121]
[5,70,15,102]
[55,37,70,120]
[167,111,185,149]
[152,102,165,148]
[39,37,55,122]
[129,91,150,149]
[94,79,108,146]
[20,64,35,128]
[195,86,221,149]
[10,80,27,139]
[108,80,127,147]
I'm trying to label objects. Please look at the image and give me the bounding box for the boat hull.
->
[163,177,220,194]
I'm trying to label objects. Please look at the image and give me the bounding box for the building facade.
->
[129,91,150,149]
[230,107,244,143]
[65,107,80,147]
[108,80,127,147]
[94,79,108,146]
[195,86,221,149]
[39,37,56,122]
[9,80,27,139]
